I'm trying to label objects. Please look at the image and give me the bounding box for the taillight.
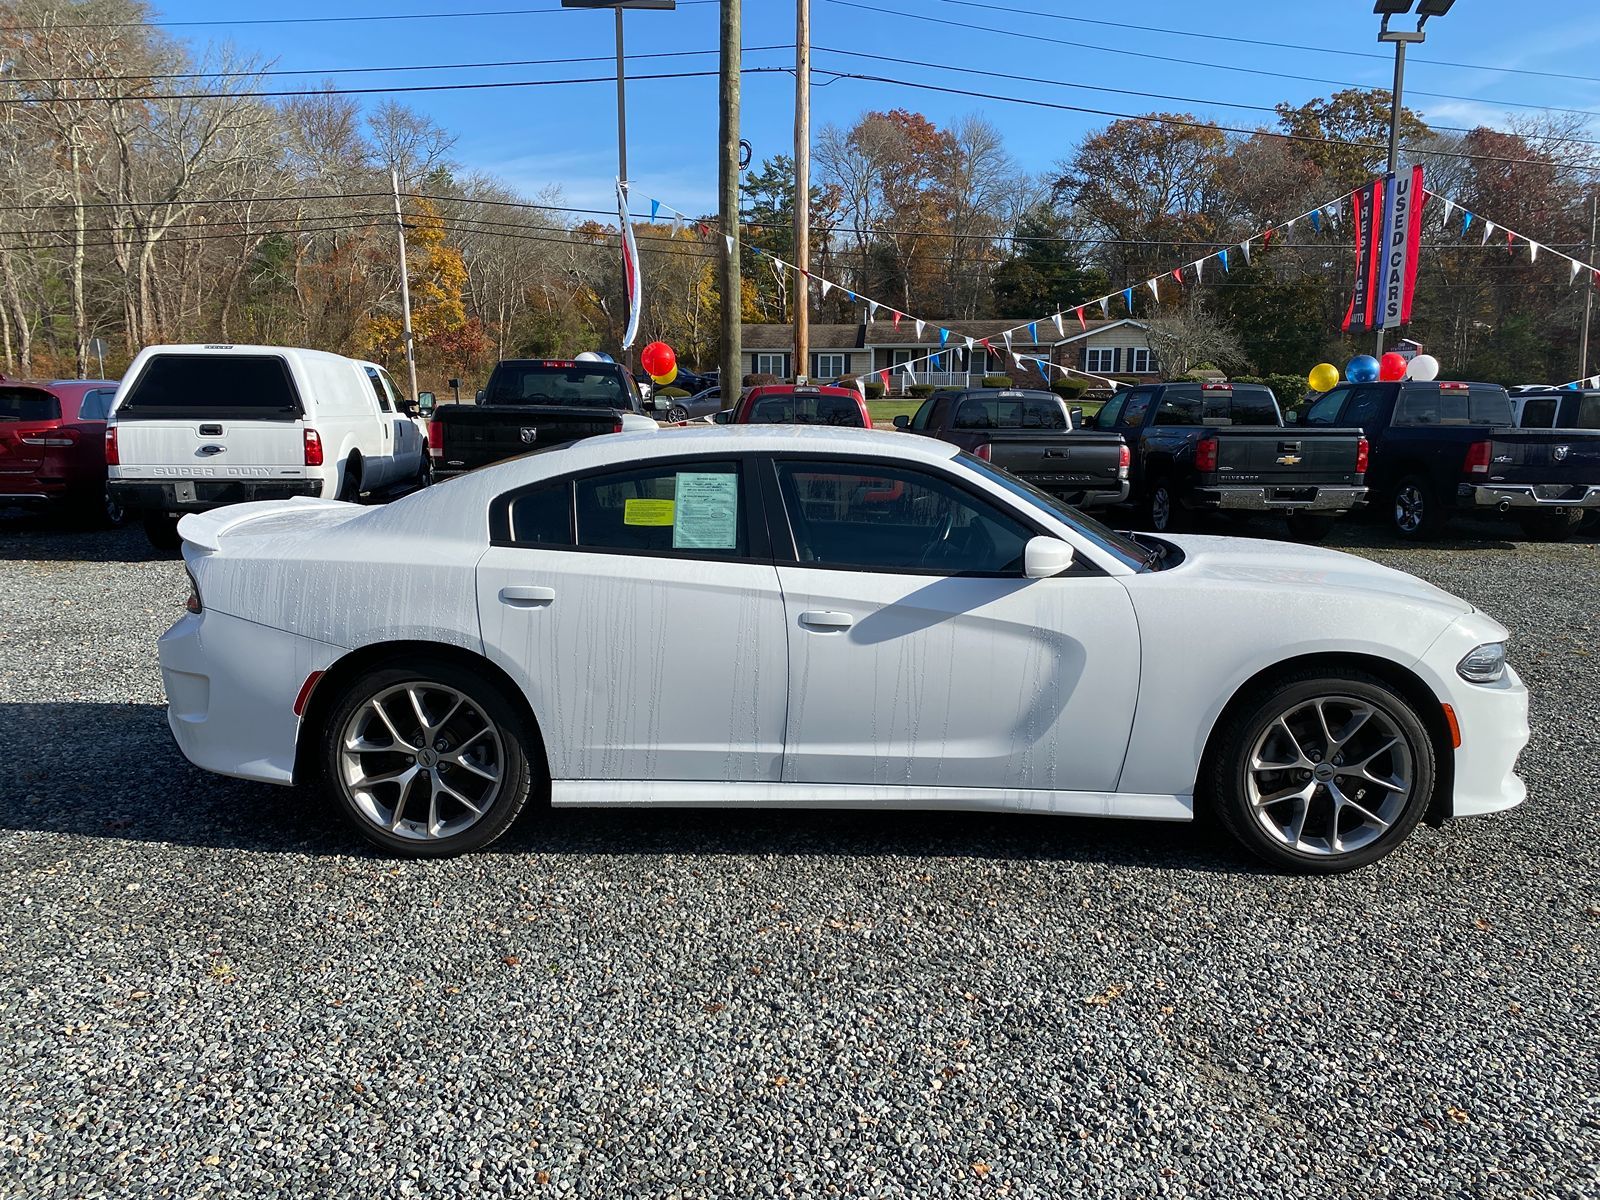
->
[21,429,77,447]
[104,426,119,465]
[1463,440,1491,475]
[1117,442,1131,480]
[184,568,202,614]
[303,427,324,467]
[975,443,992,462]
[1195,436,1218,472]
[613,417,624,434]
[1355,436,1369,474]
[427,420,443,457]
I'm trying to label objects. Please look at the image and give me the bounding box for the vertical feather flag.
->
[618,179,643,351]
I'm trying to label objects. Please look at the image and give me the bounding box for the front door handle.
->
[799,610,853,631]
[499,585,555,607]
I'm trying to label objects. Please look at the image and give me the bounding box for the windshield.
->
[957,451,1148,571]
[485,363,631,409]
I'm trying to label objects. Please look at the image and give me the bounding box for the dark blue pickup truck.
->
[1088,381,1368,542]
[1301,379,1600,539]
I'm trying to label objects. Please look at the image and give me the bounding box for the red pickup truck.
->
[0,378,125,525]
[712,383,872,427]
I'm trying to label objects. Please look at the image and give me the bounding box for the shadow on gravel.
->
[0,701,1249,874]
[0,511,170,563]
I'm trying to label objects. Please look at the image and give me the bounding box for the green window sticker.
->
[672,472,738,549]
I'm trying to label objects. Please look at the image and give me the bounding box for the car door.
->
[359,365,405,486]
[376,367,421,467]
[475,455,788,784]
[766,456,1140,792]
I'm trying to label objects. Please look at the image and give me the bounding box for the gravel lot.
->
[1,508,1597,1199]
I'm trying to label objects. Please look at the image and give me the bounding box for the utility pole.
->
[614,7,628,183]
[1581,192,1597,380]
[390,167,419,407]
[793,0,810,385]
[718,0,741,405]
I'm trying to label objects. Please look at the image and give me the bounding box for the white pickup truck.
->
[107,344,429,549]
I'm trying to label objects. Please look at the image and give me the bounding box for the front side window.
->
[1303,385,1353,426]
[575,461,745,557]
[775,460,1033,575]
[908,396,938,431]
[1085,347,1116,374]
[77,388,117,421]
[364,366,396,412]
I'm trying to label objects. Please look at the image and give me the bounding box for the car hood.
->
[1151,533,1474,620]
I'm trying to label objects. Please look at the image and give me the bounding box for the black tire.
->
[67,487,127,529]
[1391,473,1445,540]
[338,456,362,503]
[1284,513,1336,544]
[1206,670,1435,874]
[414,451,433,489]
[667,404,689,424]
[1143,475,1185,533]
[1516,510,1583,541]
[318,656,537,857]
[142,511,181,552]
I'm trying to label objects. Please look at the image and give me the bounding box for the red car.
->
[714,383,872,428]
[0,378,125,525]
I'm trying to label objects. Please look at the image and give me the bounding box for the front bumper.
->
[112,478,322,513]
[1190,484,1368,513]
[1468,483,1600,511]
[160,608,342,785]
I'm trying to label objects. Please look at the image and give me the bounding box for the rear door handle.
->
[499,585,555,607]
[799,610,854,631]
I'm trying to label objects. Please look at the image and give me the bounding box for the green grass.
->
[866,398,922,425]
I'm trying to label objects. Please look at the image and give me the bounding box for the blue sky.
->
[153,0,1600,217]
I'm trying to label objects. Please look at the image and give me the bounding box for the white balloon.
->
[1405,353,1440,382]
[574,350,604,362]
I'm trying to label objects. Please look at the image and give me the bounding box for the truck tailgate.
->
[439,404,620,469]
[1211,427,1364,483]
[111,418,309,479]
[982,431,1126,492]
[1485,428,1600,487]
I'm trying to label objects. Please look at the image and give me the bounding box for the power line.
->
[926,0,1600,87]
[822,0,1600,124]
[0,0,717,32]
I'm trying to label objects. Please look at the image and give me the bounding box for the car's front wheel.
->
[1207,671,1435,873]
[320,658,536,856]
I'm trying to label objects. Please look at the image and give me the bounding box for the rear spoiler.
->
[177,495,351,553]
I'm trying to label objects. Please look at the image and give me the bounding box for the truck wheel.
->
[1145,476,1185,533]
[1285,513,1335,543]
[1516,510,1583,541]
[413,451,433,489]
[1206,670,1435,873]
[1391,475,1445,540]
[142,512,181,552]
[338,458,362,504]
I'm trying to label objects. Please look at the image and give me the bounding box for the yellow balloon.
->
[1308,362,1340,393]
[650,365,678,386]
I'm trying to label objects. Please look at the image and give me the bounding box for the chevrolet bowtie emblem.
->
[1276,454,1302,466]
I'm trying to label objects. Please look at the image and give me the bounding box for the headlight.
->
[1457,642,1506,684]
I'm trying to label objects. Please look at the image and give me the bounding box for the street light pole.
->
[614,7,627,184]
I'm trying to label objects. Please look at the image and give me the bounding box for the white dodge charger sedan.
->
[160,426,1529,871]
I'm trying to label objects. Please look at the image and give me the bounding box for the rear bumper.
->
[1468,483,1600,511]
[1189,484,1367,513]
[110,478,322,512]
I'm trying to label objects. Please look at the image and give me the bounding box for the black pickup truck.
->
[431,358,658,478]
[893,387,1130,509]
[1088,381,1368,541]
[1301,379,1600,539]
[1509,386,1600,431]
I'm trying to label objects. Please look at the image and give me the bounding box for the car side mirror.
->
[475,389,485,403]
[892,413,909,430]
[416,391,435,416]
[1285,410,1299,424]
[652,395,671,411]
[712,409,732,424]
[1069,405,1085,426]
[1023,535,1075,579]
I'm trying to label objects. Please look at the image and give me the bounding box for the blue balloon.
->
[1346,354,1379,383]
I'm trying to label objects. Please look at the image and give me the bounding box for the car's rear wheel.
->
[1516,509,1583,541]
[1207,671,1435,873]
[1284,512,1336,543]
[1392,474,1445,540]
[667,404,689,424]
[338,457,362,503]
[1145,476,1184,533]
[142,512,181,552]
[320,658,535,857]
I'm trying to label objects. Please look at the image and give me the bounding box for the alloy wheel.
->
[1394,485,1425,533]
[337,682,505,842]
[1245,694,1414,857]
[1151,485,1172,531]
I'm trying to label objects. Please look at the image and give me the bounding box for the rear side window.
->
[748,392,863,426]
[0,387,60,422]
[1518,397,1557,428]
[116,354,301,420]
[1575,396,1600,430]
[77,388,117,421]
[574,461,745,557]
[507,483,574,547]
[1468,386,1514,425]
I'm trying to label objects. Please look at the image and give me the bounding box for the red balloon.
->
[1378,351,1407,382]
[640,341,676,378]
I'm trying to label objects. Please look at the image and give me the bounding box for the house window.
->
[754,353,787,377]
[970,349,989,377]
[1085,347,1116,374]
[1128,347,1152,373]
[814,352,845,379]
